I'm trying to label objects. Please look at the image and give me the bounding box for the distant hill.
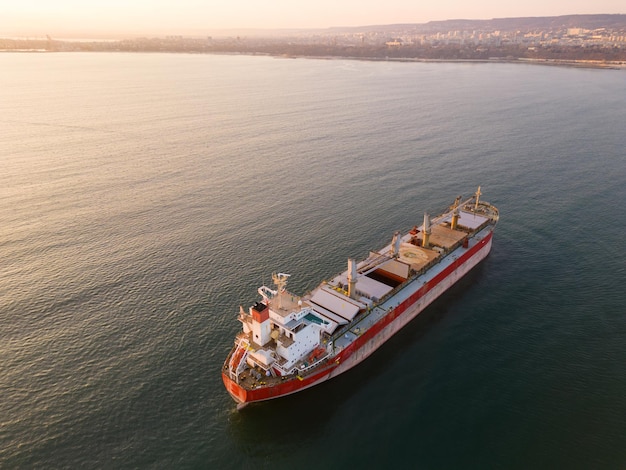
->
[326,14,626,34]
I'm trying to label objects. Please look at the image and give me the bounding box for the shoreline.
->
[279,54,626,69]
[2,49,625,69]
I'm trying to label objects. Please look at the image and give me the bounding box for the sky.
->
[2,0,625,38]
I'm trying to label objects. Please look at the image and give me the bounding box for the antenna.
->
[272,273,290,292]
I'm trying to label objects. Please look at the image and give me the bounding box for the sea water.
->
[1,52,625,468]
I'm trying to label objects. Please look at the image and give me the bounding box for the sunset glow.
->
[3,0,625,38]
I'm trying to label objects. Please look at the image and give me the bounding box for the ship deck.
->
[268,292,302,318]
[397,243,439,271]
[422,224,468,249]
[329,223,493,353]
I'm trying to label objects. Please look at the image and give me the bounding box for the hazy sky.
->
[3,0,625,37]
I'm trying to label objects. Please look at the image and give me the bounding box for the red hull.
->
[222,230,493,406]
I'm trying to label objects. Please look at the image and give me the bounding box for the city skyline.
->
[3,0,625,38]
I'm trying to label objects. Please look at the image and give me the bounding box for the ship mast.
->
[451,195,462,230]
[390,231,401,258]
[272,273,290,309]
[474,186,482,211]
[422,213,431,248]
[347,259,357,299]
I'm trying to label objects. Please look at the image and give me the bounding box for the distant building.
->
[385,39,403,47]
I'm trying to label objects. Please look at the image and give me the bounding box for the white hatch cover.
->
[457,210,488,229]
[310,289,360,321]
[307,303,349,326]
[335,273,394,301]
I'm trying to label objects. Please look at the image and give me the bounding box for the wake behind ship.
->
[222,188,499,408]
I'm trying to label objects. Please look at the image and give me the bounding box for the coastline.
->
[278,54,626,69]
[3,48,625,69]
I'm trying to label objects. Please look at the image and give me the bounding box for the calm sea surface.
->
[1,53,625,469]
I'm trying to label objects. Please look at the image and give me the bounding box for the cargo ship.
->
[222,187,498,408]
